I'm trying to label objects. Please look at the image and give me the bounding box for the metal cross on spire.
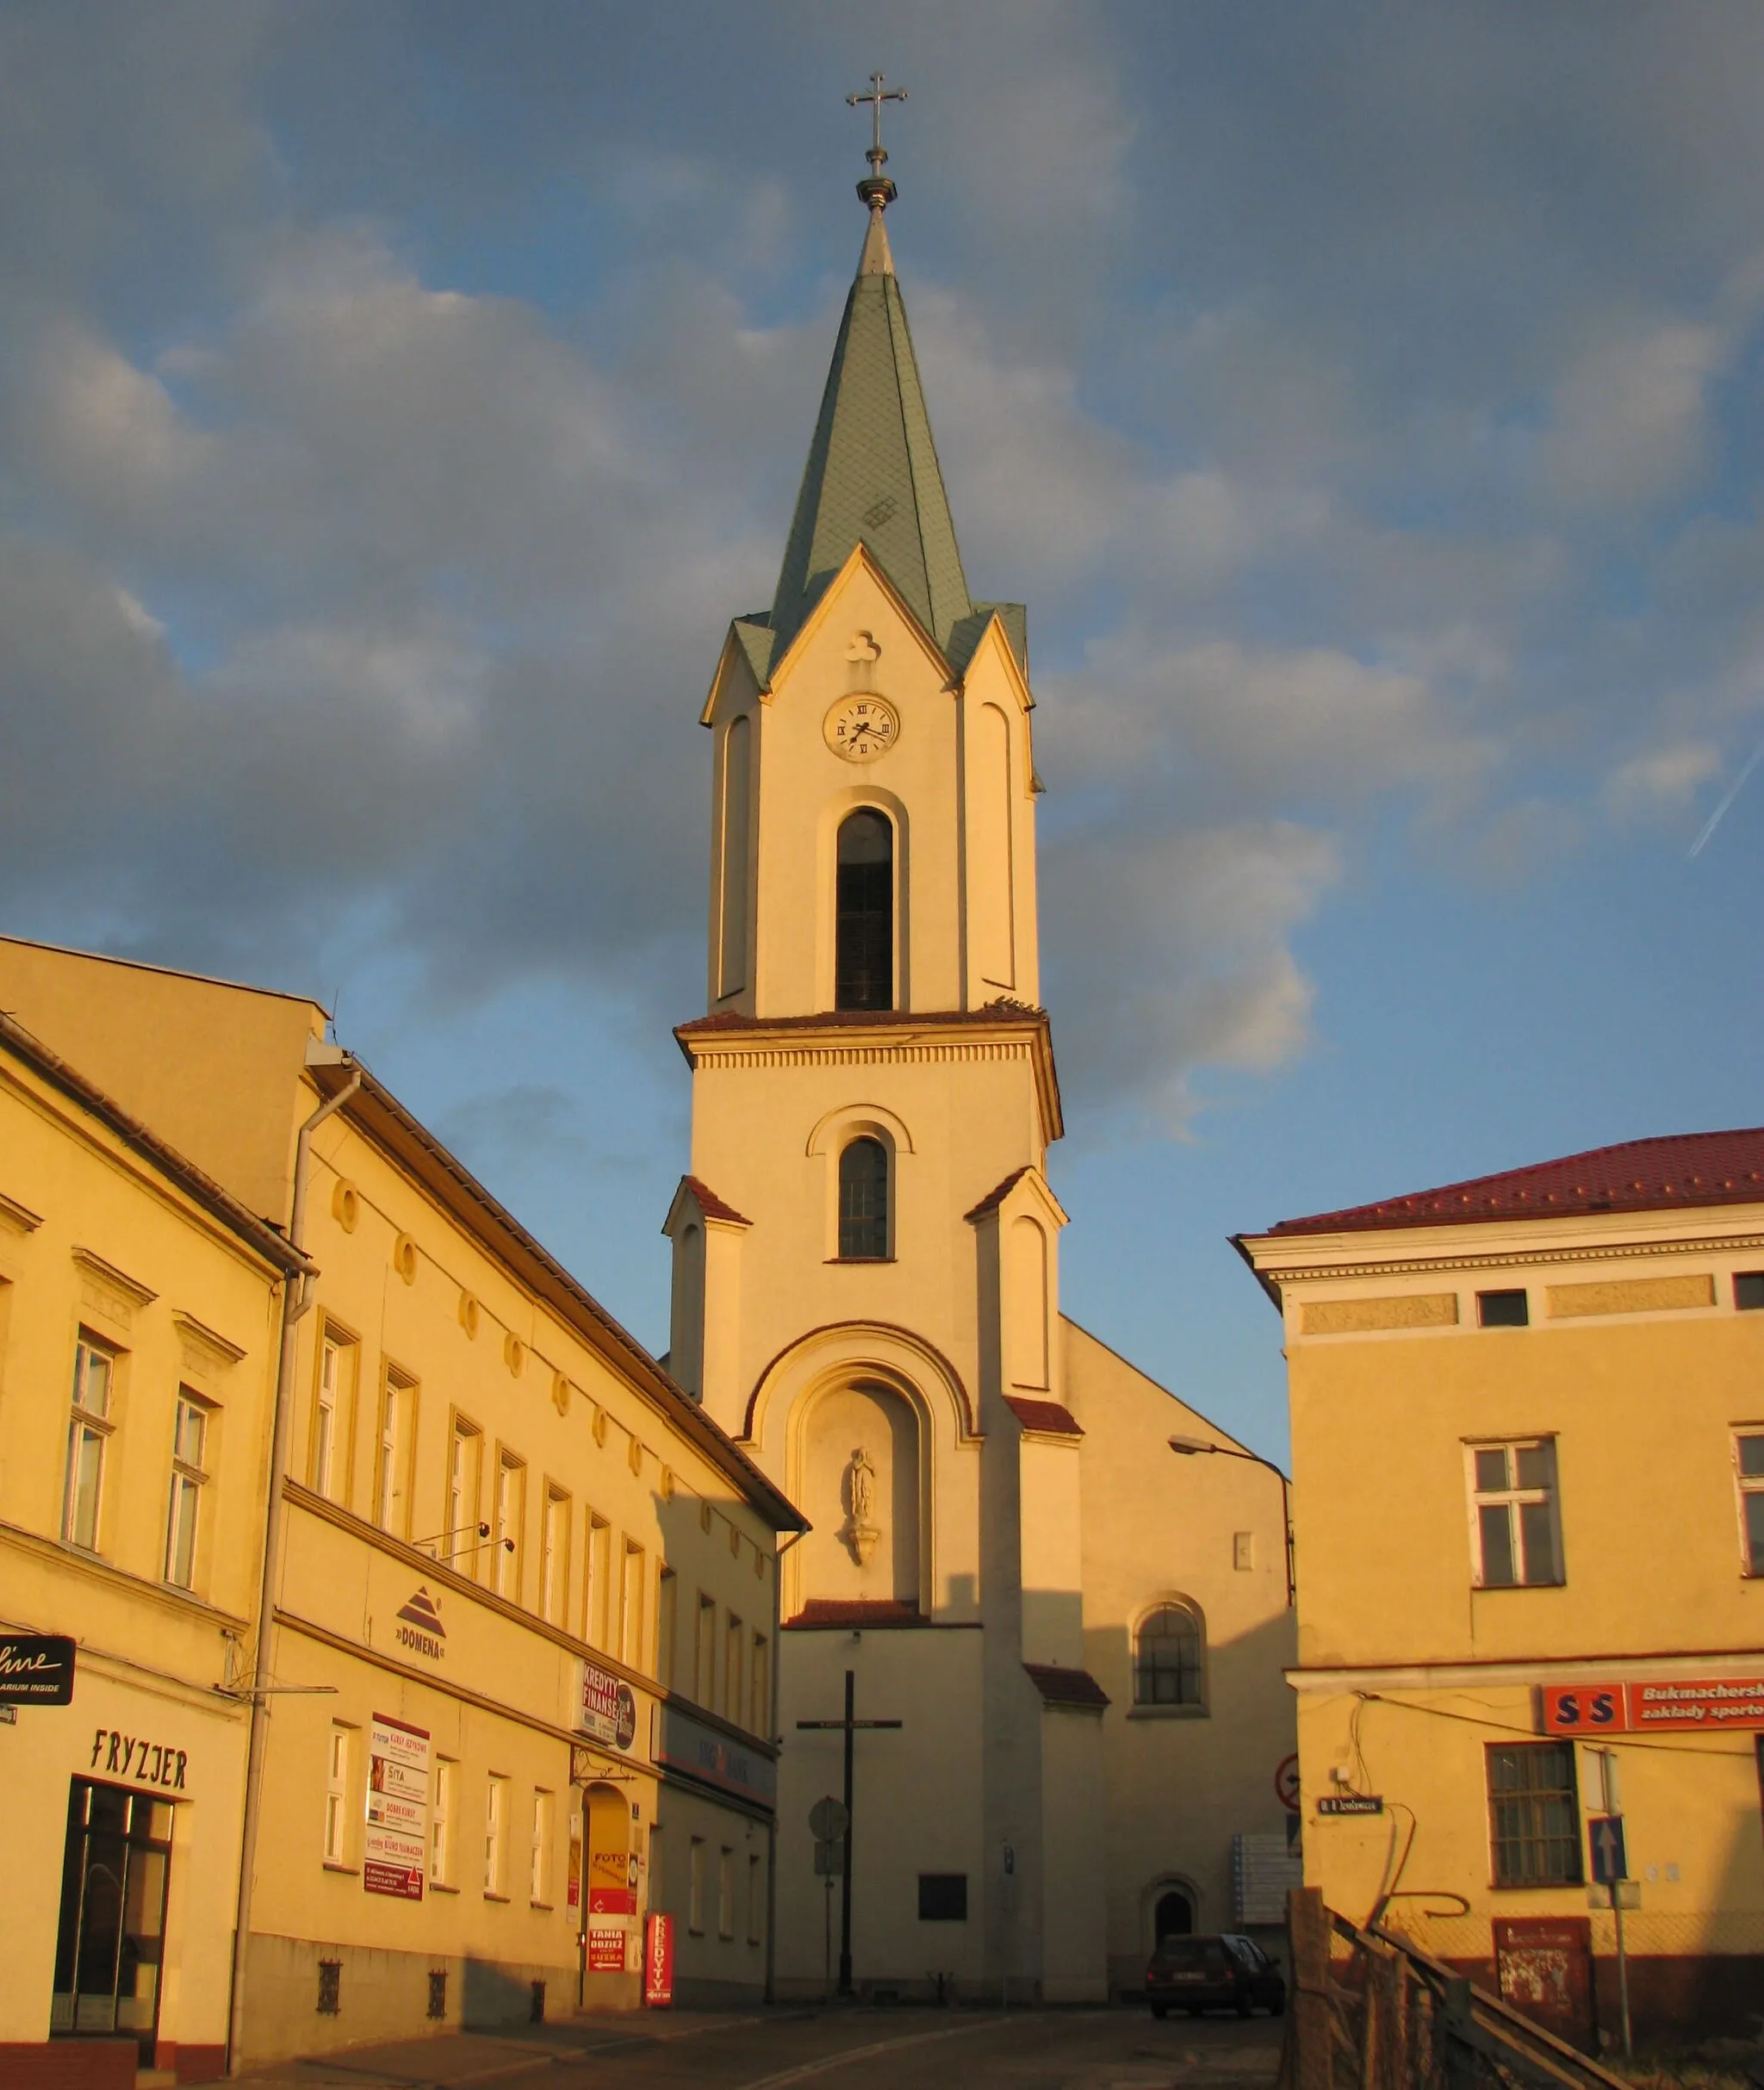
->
[847,70,907,211]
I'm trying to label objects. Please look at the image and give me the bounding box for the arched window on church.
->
[1134,1601,1205,1709]
[835,809,893,1011]
[837,1137,890,1260]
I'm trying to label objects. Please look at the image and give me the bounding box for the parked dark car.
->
[1146,1932,1286,2018]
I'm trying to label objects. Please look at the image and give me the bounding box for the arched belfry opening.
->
[835,810,893,1011]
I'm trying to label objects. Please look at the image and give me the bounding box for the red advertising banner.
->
[587,1927,627,1973]
[363,1714,430,1900]
[1542,1677,1764,1734]
[643,1913,674,2007]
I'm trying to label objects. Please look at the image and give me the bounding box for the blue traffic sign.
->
[1589,1813,1627,1886]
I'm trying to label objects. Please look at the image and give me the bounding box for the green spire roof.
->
[768,209,972,659]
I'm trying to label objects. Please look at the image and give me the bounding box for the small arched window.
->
[1134,1602,1205,1708]
[835,810,893,1011]
[838,1137,890,1260]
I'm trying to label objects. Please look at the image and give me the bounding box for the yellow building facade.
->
[0,938,804,2081]
[1239,1131,1764,2048]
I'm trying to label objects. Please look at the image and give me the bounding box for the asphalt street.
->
[240,2005,1284,2090]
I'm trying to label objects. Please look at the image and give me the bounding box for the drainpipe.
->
[227,1047,361,2073]
[765,1527,808,2005]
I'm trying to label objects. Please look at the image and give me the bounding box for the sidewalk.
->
[234,2012,763,2088]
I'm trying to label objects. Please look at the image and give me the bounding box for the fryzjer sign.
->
[364,1713,430,1900]
[1544,1677,1764,1733]
[578,1659,638,1752]
[0,1634,76,1705]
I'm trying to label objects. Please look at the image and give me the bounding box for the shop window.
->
[484,1774,507,1897]
[164,1390,212,1590]
[64,1334,116,1552]
[322,1725,351,1863]
[1736,1432,1764,1574]
[917,1874,967,1921]
[1134,1602,1205,1708]
[52,1780,173,2062]
[1488,1742,1582,1887]
[688,1837,706,1935]
[1468,1440,1562,1587]
[835,809,893,1011]
[837,1136,890,1260]
[541,1485,571,1626]
[531,1789,553,1906]
[718,1847,736,1939]
[431,1758,456,1888]
[1477,1289,1530,1328]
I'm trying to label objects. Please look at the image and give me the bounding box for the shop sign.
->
[653,1702,777,1810]
[89,1728,189,1789]
[1543,1676,1764,1734]
[588,1843,637,1917]
[578,1660,638,1751]
[1317,1795,1383,1816]
[587,1927,627,1973]
[643,1913,674,2007]
[0,1633,76,1705]
[394,1587,446,1663]
[364,1714,430,1900]
[567,1825,582,1913]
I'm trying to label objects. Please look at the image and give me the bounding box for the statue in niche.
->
[842,1446,881,1566]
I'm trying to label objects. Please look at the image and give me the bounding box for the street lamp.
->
[1167,1436,1294,1608]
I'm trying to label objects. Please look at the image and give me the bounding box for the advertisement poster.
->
[567,1823,582,1913]
[364,1713,430,1900]
[1543,1676,1764,1734]
[643,1913,674,2007]
[578,1659,638,1752]
[588,1842,637,1917]
[587,1927,627,1973]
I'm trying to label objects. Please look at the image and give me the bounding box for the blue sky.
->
[5,4,1764,1463]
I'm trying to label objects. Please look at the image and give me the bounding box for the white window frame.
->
[431,1757,456,1888]
[484,1773,507,1897]
[64,1334,116,1552]
[747,1852,763,1945]
[657,1567,678,1692]
[584,1512,611,1647]
[621,1540,645,1669]
[696,1594,717,1710]
[725,1613,744,1724]
[751,1633,770,1739]
[314,1329,352,1498]
[717,1846,736,1940]
[164,1390,211,1589]
[1466,1437,1563,1589]
[323,1724,352,1864]
[494,1451,524,1601]
[1735,1428,1764,1576]
[541,1486,571,1627]
[449,1416,481,1571]
[376,1368,415,1536]
[531,1788,553,1906]
[687,1836,706,1935]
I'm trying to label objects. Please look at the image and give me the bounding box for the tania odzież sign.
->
[363,1714,430,1900]
[0,1634,76,1705]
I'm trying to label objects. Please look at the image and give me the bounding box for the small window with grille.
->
[1487,1742,1582,1887]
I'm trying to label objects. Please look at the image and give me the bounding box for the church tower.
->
[665,132,1110,2002]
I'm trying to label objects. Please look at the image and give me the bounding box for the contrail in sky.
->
[1689,730,1764,858]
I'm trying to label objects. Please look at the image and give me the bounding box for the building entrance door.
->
[51,1778,174,2065]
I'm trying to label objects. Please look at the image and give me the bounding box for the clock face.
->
[824,695,900,762]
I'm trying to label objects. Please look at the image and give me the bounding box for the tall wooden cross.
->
[796,1668,903,1994]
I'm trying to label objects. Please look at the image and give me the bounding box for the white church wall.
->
[1038,1707,1109,2002]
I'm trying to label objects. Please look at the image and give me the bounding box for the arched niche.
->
[794,1378,921,1610]
[1008,1213,1051,1390]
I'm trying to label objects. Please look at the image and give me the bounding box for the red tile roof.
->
[1269,1129,1764,1236]
[682,1174,751,1226]
[1022,1663,1110,1710]
[964,1166,1032,1221]
[785,1599,926,1630]
[1004,1395,1084,1438]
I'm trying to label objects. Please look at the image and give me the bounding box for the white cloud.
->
[1604,741,1722,822]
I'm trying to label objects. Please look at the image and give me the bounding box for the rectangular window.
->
[323,1724,351,1863]
[621,1541,646,1669]
[164,1390,211,1589]
[584,1513,611,1648]
[1736,1431,1764,1575]
[718,1847,736,1940]
[313,1328,354,1499]
[917,1873,969,1921]
[449,1418,482,1571]
[531,1789,553,1905]
[494,1451,525,1601]
[1487,1742,1582,1887]
[1736,1272,1764,1311]
[724,1613,744,1725]
[657,1568,678,1690]
[484,1774,507,1896]
[688,1836,706,1934]
[696,1595,717,1710]
[751,1634,770,1738]
[747,1852,763,1945]
[1477,1289,1530,1328]
[376,1367,416,1537]
[541,1486,572,1627]
[64,1334,115,1552]
[1468,1439,1562,1587]
[431,1757,456,1888]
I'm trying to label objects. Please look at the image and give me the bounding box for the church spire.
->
[767,89,972,661]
